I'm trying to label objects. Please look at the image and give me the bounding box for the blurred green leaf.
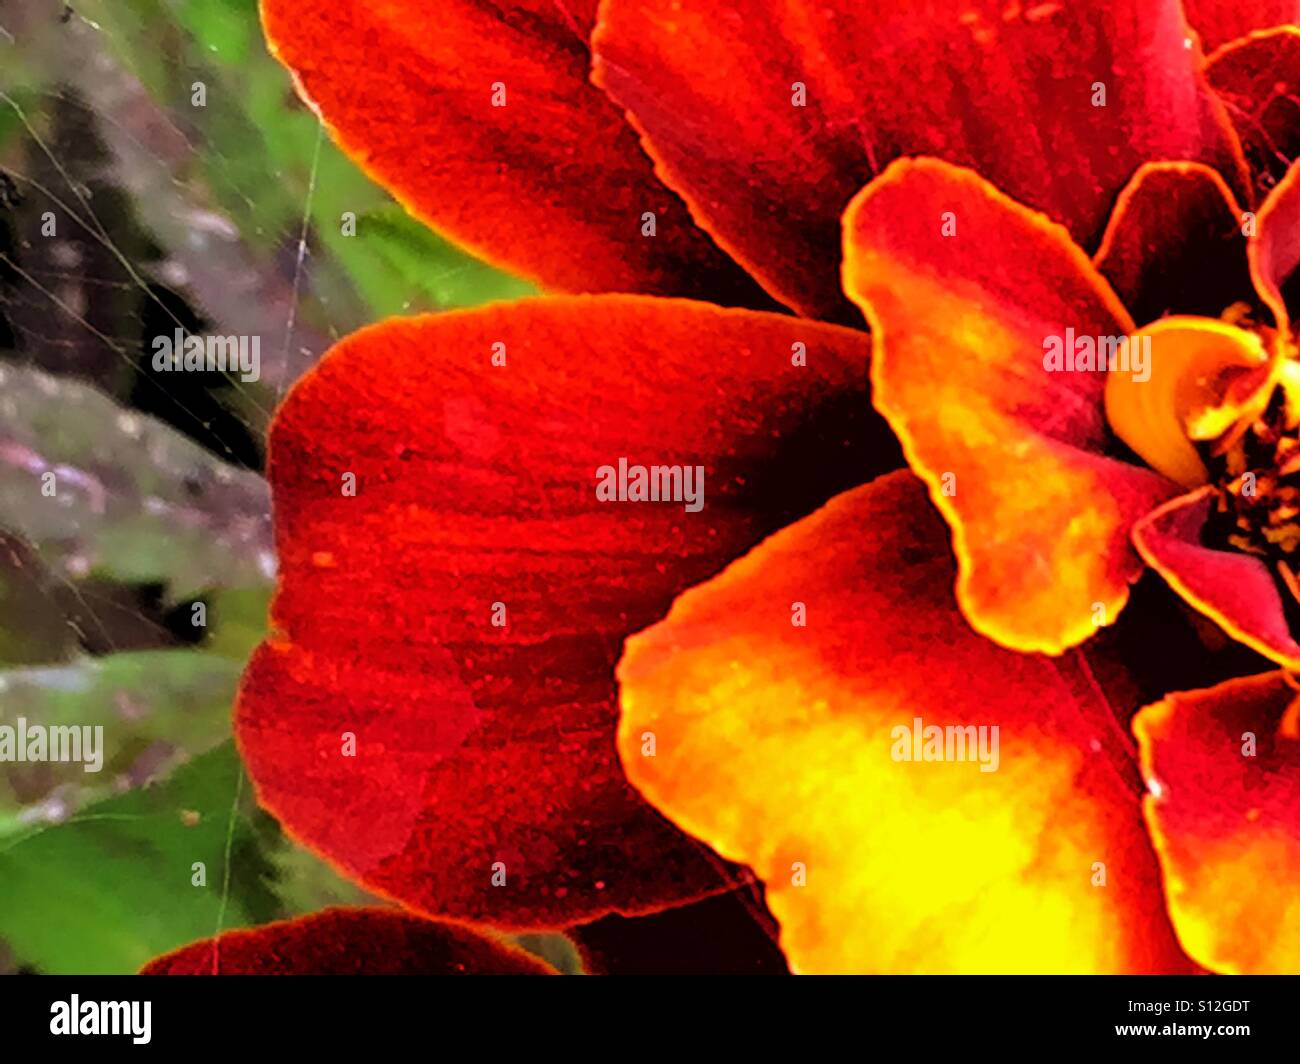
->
[0,740,280,973]
[0,361,272,599]
[265,842,381,916]
[0,647,243,819]
[357,207,535,311]
[0,531,79,664]
[0,86,38,147]
[0,0,546,978]
[76,0,534,326]
[512,933,586,976]
[201,585,270,659]
[173,0,258,64]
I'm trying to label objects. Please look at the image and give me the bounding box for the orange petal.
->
[843,158,1179,654]
[617,471,1194,974]
[1093,162,1256,324]
[259,0,770,304]
[1134,672,1300,974]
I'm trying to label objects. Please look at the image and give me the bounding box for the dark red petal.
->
[1205,27,1300,200]
[1090,570,1273,714]
[1133,487,1300,668]
[593,0,1249,319]
[1184,0,1300,52]
[240,296,887,929]
[141,908,555,974]
[570,889,789,975]
[1251,159,1300,330]
[1094,162,1256,324]
[259,0,770,304]
[1133,672,1300,973]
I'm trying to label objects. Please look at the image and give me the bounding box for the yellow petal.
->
[618,473,1195,973]
[1105,317,1270,488]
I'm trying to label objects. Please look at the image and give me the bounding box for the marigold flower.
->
[147,1,1300,975]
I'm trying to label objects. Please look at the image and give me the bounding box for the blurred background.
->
[0,0,581,973]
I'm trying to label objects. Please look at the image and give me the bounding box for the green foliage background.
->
[0,0,574,973]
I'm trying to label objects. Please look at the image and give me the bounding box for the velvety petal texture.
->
[1133,488,1300,669]
[141,908,555,974]
[844,158,1178,654]
[1134,673,1300,974]
[240,296,888,929]
[1094,163,1255,324]
[618,472,1193,974]
[593,0,1247,318]
[1206,27,1300,199]
[260,0,769,303]
[1250,158,1300,331]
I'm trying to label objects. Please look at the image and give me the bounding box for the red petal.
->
[570,889,789,975]
[1250,159,1300,331]
[1094,162,1256,324]
[593,0,1248,319]
[1134,672,1300,973]
[1132,487,1300,669]
[141,908,555,974]
[617,472,1194,973]
[843,158,1179,654]
[240,296,886,928]
[1205,27,1300,201]
[259,0,769,304]
[1185,0,1300,51]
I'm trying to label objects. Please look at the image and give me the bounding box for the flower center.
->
[1203,359,1300,586]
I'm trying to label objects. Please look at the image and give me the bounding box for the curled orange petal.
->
[843,158,1178,654]
[1104,317,1271,488]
